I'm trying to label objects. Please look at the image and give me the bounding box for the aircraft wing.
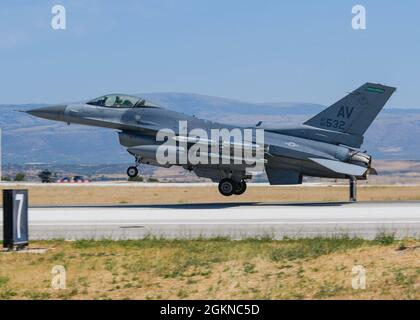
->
[309,158,367,176]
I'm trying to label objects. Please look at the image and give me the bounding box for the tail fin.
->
[304,83,396,137]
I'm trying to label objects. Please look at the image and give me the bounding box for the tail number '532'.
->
[320,118,346,130]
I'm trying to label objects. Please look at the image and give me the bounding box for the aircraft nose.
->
[26,104,67,121]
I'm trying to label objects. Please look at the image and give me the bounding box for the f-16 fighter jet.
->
[27,83,396,200]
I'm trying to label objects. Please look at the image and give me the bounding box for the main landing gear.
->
[127,156,140,178]
[218,178,247,196]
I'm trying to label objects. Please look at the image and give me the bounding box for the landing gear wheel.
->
[218,178,235,196]
[234,180,247,195]
[127,166,139,178]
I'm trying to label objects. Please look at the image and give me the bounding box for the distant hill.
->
[1,93,420,164]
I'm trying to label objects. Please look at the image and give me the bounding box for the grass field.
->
[2,184,420,205]
[0,236,419,300]
[0,184,418,300]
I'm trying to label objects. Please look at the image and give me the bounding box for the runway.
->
[1,201,419,240]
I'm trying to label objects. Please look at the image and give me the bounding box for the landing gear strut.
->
[349,176,357,202]
[218,178,247,196]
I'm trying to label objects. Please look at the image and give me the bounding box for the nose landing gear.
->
[127,166,139,178]
[127,156,141,178]
[218,178,247,196]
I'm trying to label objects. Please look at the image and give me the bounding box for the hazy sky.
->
[1,0,420,107]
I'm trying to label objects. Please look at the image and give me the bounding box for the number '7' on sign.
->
[15,193,24,239]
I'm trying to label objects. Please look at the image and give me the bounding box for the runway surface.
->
[1,201,419,240]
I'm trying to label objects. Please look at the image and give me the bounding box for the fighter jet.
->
[26,83,396,200]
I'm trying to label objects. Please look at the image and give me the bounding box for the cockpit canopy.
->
[87,94,160,108]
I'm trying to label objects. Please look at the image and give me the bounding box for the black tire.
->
[127,166,139,178]
[234,180,247,195]
[218,178,235,196]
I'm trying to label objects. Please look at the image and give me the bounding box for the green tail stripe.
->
[366,87,385,94]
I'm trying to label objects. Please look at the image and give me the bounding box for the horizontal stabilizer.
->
[309,158,367,177]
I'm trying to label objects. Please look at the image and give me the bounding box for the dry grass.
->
[0,238,418,300]
[1,184,420,205]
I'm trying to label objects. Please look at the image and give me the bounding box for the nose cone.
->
[26,104,67,121]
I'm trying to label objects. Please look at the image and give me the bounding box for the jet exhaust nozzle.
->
[349,151,371,166]
[348,151,378,176]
